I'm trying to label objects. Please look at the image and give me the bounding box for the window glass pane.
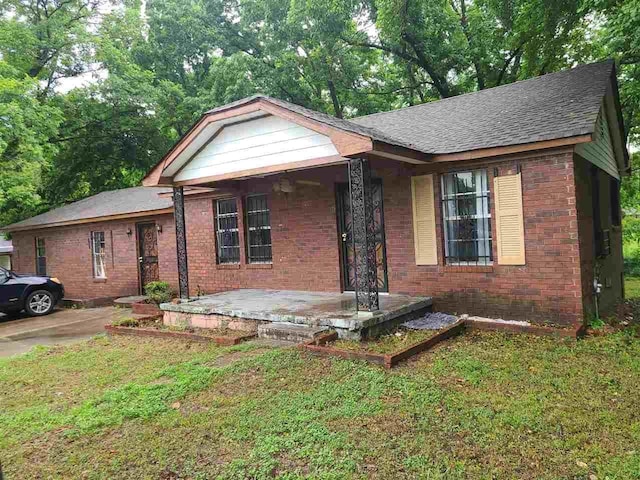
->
[441,170,492,265]
[92,231,106,278]
[246,195,272,263]
[216,199,240,263]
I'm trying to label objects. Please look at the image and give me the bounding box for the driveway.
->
[0,307,127,358]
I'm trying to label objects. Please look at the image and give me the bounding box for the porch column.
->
[348,158,379,312]
[172,186,189,299]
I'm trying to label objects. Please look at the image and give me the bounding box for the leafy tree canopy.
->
[0,0,638,226]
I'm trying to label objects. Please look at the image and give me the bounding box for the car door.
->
[0,268,27,310]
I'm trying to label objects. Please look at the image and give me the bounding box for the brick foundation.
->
[163,310,262,332]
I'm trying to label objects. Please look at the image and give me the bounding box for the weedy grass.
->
[333,328,436,354]
[2,331,640,479]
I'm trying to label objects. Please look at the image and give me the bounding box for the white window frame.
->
[91,231,107,279]
[441,169,493,266]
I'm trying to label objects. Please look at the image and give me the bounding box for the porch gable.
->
[173,114,341,183]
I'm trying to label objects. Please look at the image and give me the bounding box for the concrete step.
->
[257,322,328,343]
[113,295,148,308]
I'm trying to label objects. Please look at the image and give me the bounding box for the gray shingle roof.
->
[352,60,614,154]
[2,187,173,232]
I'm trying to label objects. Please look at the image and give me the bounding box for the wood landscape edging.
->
[104,324,257,345]
[301,320,467,368]
[301,318,583,368]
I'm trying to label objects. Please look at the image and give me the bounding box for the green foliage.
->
[144,281,173,305]
[0,0,638,227]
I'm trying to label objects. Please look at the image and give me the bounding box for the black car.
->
[0,266,64,316]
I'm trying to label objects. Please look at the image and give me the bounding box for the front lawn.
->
[2,332,640,479]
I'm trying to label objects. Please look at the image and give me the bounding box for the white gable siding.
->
[174,115,339,182]
[575,110,619,179]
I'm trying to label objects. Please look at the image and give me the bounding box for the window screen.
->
[215,199,240,264]
[35,237,46,275]
[91,231,106,278]
[246,195,272,263]
[441,170,492,265]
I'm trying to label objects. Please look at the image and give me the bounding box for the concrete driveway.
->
[0,307,126,358]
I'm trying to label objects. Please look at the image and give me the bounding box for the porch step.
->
[258,322,328,343]
[113,295,148,308]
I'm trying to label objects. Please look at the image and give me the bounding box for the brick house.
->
[3,187,177,301]
[143,60,628,329]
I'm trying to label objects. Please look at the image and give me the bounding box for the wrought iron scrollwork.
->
[348,158,379,312]
[173,186,189,299]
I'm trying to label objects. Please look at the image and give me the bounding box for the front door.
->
[336,180,389,292]
[137,223,159,291]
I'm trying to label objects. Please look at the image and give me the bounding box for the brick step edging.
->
[104,324,256,346]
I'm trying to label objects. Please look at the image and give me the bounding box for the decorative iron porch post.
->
[173,186,189,299]
[348,158,379,312]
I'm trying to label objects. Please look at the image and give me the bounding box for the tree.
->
[0,61,62,226]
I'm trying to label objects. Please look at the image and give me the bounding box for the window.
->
[246,194,272,263]
[0,267,8,284]
[441,170,492,265]
[91,231,106,278]
[215,199,240,264]
[35,237,46,275]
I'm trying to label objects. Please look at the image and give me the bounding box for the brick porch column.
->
[348,158,379,312]
[172,186,189,299]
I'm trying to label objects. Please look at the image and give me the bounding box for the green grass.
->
[2,332,640,478]
[626,276,640,298]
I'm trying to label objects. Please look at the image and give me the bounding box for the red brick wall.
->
[184,175,342,294]
[382,151,583,327]
[11,214,177,299]
[181,149,592,327]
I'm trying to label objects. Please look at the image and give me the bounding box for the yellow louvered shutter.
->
[494,173,526,265]
[411,174,438,265]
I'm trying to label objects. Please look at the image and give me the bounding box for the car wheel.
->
[25,290,55,316]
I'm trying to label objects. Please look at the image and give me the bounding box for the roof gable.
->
[173,114,340,183]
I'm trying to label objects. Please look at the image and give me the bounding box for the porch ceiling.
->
[143,96,431,187]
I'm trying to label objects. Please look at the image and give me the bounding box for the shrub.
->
[144,281,174,305]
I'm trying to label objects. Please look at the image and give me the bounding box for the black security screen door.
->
[137,223,159,291]
[336,179,389,292]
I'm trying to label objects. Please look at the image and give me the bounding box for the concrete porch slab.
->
[161,289,432,338]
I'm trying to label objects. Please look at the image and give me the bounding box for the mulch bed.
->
[301,320,466,368]
[105,316,256,346]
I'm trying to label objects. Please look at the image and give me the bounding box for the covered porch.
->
[161,289,432,340]
[142,95,434,334]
